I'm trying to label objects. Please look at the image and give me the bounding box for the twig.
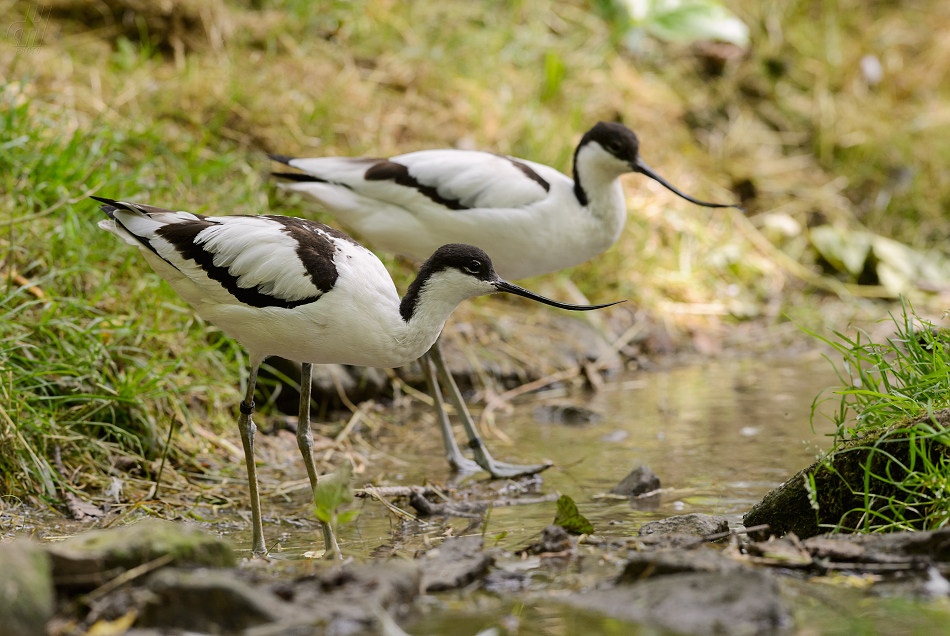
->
[360,486,423,523]
[334,402,370,447]
[331,368,359,413]
[84,553,174,602]
[592,321,648,369]
[355,485,440,499]
[384,370,439,408]
[153,416,178,499]
[701,524,770,543]
[5,181,107,226]
[7,269,45,299]
[479,367,580,428]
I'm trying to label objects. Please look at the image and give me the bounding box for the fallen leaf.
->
[64,492,104,520]
[553,495,593,535]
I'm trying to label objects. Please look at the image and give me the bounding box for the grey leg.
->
[296,363,341,559]
[420,352,479,473]
[238,356,266,555]
[428,338,552,478]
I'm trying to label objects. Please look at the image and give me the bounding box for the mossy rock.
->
[48,519,235,584]
[0,541,54,636]
[745,409,950,538]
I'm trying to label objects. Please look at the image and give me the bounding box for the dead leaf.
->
[64,492,104,520]
[86,609,137,636]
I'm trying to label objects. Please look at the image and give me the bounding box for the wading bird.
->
[94,196,619,556]
[270,121,740,476]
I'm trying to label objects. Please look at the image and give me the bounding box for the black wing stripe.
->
[262,216,359,294]
[271,171,332,184]
[506,158,550,192]
[268,154,296,165]
[364,160,470,211]
[156,220,324,309]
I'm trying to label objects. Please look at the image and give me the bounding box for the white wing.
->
[96,199,364,309]
[282,149,565,212]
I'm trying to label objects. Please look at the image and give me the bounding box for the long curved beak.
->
[633,158,743,210]
[493,279,624,311]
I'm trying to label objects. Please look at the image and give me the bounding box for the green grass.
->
[0,82,249,500]
[807,301,950,532]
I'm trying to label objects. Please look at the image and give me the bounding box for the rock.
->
[744,408,950,539]
[46,519,235,589]
[408,491,486,518]
[139,568,289,633]
[482,570,530,593]
[632,532,706,550]
[800,536,867,563]
[527,525,573,555]
[609,466,661,497]
[562,570,792,635]
[419,536,494,592]
[0,541,54,636]
[533,404,603,426]
[255,562,420,635]
[618,547,747,582]
[638,514,728,538]
[803,527,950,564]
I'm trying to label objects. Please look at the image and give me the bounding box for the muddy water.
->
[249,356,950,635]
[264,354,840,560]
[16,354,950,635]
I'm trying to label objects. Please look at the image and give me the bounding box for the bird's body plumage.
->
[272,122,737,281]
[273,147,627,280]
[99,201,460,367]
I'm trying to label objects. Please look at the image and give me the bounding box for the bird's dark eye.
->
[464,260,481,274]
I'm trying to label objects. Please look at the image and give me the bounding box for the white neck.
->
[393,269,496,360]
[573,142,630,238]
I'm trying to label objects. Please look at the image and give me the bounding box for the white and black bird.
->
[93,196,618,556]
[270,121,739,477]
[270,121,740,281]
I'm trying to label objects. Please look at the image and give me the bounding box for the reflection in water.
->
[260,355,840,560]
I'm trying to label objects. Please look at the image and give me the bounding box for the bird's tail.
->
[268,154,328,185]
[91,196,171,259]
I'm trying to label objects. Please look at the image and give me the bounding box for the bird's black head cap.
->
[580,121,640,163]
[400,244,496,321]
[573,122,640,205]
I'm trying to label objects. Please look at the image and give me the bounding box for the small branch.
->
[701,524,770,543]
[153,416,178,499]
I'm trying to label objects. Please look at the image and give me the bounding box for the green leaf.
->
[809,225,872,277]
[553,495,594,535]
[313,460,354,518]
[337,510,359,525]
[622,0,750,48]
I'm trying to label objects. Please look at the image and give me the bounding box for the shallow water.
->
[262,354,841,560]
[247,355,950,635]
[10,354,949,634]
